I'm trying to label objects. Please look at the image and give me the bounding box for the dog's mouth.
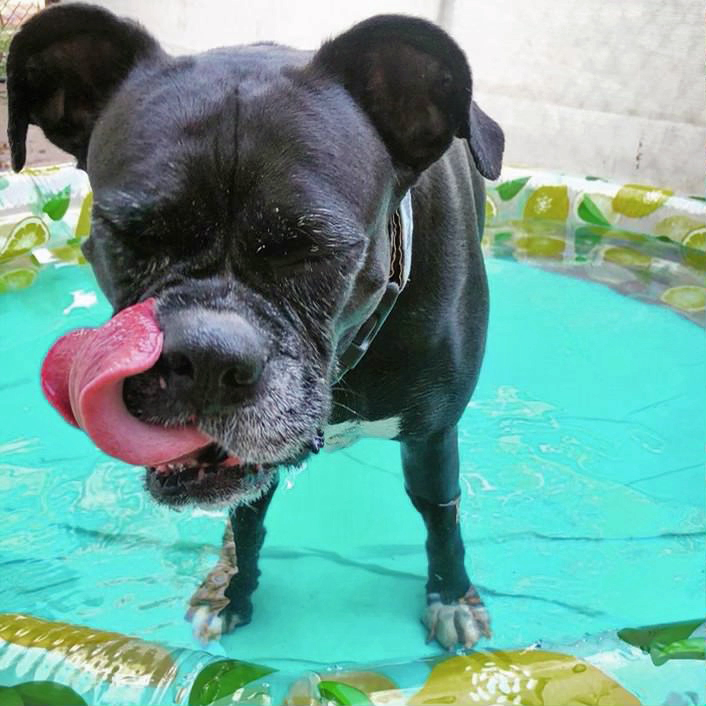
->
[40,298,317,506]
[146,441,278,507]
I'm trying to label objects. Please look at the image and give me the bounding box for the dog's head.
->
[8,4,503,507]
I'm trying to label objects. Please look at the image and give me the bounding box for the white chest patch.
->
[323,416,402,451]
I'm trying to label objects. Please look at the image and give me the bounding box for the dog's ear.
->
[310,15,504,180]
[468,101,504,181]
[7,3,163,171]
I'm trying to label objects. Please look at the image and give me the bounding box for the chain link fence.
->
[0,1,44,80]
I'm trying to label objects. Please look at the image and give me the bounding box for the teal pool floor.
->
[0,258,703,675]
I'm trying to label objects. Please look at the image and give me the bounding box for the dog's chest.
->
[323,417,401,451]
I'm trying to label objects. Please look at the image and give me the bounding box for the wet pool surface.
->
[0,258,703,676]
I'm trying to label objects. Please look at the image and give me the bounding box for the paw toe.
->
[454,608,481,649]
[189,605,224,645]
[423,592,491,650]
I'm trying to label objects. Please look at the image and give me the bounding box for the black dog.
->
[8,4,503,649]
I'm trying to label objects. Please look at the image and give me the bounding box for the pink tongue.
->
[41,299,211,466]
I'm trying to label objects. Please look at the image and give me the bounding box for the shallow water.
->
[0,258,703,673]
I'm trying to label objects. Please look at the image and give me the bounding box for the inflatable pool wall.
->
[0,613,704,705]
[0,165,704,705]
[1,165,704,326]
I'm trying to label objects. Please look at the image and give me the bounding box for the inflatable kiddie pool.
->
[0,165,703,705]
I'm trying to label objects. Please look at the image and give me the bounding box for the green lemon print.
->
[0,217,50,262]
[0,686,23,706]
[318,681,372,705]
[188,659,275,706]
[612,184,672,218]
[523,185,570,221]
[603,246,652,269]
[496,176,530,201]
[660,285,706,313]
[14,681,87,706]
[41,185,71,221]
[577,193,618,227]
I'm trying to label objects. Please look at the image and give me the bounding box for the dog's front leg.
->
[402,426,491,650]
[187,481,278,643]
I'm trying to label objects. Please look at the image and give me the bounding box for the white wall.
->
[95,0,442,51]
[94,0,705,194]
[446,0,705,194]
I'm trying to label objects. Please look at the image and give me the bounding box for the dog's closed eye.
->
[254,232,323,269]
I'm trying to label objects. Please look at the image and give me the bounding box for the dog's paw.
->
[422,587,491,650]
[185,541,243,645]
[185,604,249,645]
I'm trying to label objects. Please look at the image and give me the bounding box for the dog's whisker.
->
[331,400,362,418]
[332,378,365,399]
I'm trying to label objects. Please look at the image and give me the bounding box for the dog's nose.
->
[159,309,267,411]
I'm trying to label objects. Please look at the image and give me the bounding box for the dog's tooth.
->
[158,376,167,390]
[197,468,206,483]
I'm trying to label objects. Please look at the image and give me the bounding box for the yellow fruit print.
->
[612,184,672,218]
[0,614,177,687]
[48,245,88,265]
[0,267,38,292]
[410,651,640,706]
[0,216,49,262]
[683,226,706,250]
[75,191,93,238]
[682,226,706,270]
[603,246,652,269]
[654,216,705,242]
[516,236,565,258]
[523,186,570,221]
[660,286,706,313]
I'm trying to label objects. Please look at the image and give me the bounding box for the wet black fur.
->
[8,4,503,638]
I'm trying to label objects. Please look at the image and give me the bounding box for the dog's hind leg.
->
[186,480,278,643]
[401,426,491,650]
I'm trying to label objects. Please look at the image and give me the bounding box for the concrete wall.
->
[94,0,705,194]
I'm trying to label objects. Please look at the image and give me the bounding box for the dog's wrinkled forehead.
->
[87,48,395,228]
[79,49,399,317]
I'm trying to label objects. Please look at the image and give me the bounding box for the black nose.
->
[159,309,267,412]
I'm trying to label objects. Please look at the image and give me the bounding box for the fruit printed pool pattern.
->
[484,169,706,326]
